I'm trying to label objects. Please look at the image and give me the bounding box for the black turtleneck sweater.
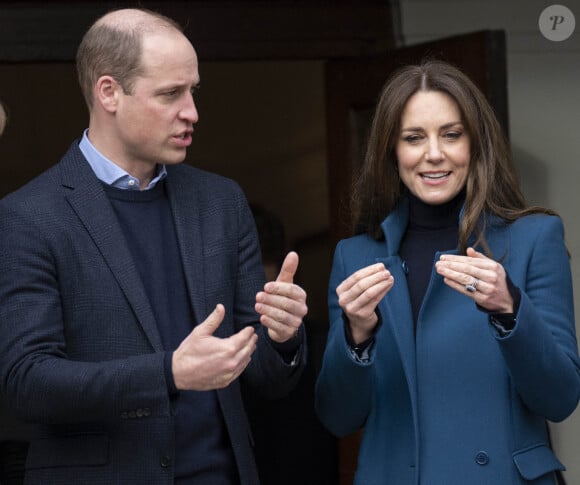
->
[398,191,465,327]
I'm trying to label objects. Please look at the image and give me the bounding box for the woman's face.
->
[396,90,470,205]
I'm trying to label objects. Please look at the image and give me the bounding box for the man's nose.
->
[180,93,199,124]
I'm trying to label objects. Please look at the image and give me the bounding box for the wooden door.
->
[324,29,508,484]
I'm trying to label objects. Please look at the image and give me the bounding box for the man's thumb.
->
[276,251,299,283]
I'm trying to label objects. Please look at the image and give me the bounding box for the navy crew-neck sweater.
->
[104,181,238,484]
[398,192,464,327]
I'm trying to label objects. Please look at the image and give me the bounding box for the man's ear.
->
[95,75,120,113]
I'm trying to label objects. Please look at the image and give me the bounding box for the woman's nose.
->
[426,138,444,162]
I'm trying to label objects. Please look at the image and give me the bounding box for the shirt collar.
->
[79,129,167,190]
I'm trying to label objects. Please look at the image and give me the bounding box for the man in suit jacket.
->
[0,8,307,484]
[0,97,32,485]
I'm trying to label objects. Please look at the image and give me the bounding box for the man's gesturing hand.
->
[255,251,308,343]
[172,304,258,391]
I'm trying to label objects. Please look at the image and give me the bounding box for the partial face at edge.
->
[0,102,7,136]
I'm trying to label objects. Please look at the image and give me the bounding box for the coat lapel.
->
[375,199,467,443]
[377,256,417,397]
[377,199,418,420]
[59,145,164,351]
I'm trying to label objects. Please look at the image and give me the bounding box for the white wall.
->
[399,0,580,482]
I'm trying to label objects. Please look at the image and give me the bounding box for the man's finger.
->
[276,251,299,283]
[197,304,225,336]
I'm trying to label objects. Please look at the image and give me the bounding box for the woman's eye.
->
[404,135,422,143]
[444,131,462,140]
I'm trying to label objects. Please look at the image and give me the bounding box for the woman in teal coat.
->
[315,60,580,484]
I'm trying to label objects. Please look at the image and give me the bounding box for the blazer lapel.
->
[60,147,164,351]
[165,168,209,333]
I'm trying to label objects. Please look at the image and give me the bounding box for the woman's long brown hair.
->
[352,59,557,255]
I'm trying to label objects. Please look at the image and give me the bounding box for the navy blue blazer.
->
[316,198,580,485]
[0,141,306,484]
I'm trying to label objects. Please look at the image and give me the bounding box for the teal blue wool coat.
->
[316,198,580,485]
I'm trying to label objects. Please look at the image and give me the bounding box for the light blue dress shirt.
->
[79,129,167,190]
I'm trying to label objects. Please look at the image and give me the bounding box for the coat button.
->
[160,455,172,468]
[401,261,409,274]
[475,451,489,465]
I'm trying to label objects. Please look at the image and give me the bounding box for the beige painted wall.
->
[400,0,580,481]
